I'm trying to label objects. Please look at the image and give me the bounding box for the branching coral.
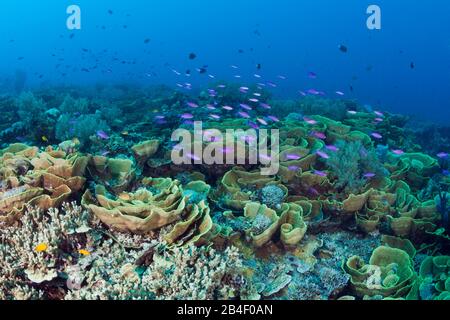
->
[141,245,246,300]
[0,202,92,299]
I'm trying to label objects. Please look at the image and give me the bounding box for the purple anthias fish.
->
[326,145,339,152]
[363,173,376,178]
[223,106,233,111]
[313,170,327,177]
[181,113,194,119]
[240,104,253,111]
[260,103,272,110]
[392,149,405,156]
[285,154,301,160]
[437,152,448,159]
[312,131,326,140]
[209,114,221,120]
[371,132,383,139]
[307,89,320,95]
[187,102,199,108]
[267,116,280,122]
[304,117,318,125]
[288,165,300,171]
[238,111,250,119]
[186,153,201,161]
[96,130,109,140]
[316,151,330,159]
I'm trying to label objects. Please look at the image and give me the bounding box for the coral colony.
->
[0,85,449,301]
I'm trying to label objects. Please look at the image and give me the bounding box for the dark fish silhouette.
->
[189,53,197,60]
[338,44,348,53]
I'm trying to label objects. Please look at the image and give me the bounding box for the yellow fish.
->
[35,243,48,253]
[78,249,91,256]
[41,136,48,142]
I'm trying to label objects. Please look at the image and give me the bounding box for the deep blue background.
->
[0,0,449,123]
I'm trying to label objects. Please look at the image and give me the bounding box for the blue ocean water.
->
[0,0,449,123]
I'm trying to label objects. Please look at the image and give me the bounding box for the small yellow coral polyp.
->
[35,243,48,253]
[78,249,91,256]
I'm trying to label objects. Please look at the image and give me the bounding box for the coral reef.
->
[0,85,448,300]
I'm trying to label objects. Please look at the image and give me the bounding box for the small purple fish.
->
[312,131,326,140]
[371,132,383,139]
[307,89,320,95]
[267,115,280,122]
[392,149,405,156]
[285,154,301,160]
[288,165,300,171]
[238,111,250,119]
[335,91,345,96]
[181,113,194,119]
[304,117,318,125]
[223,106,233,111]
[316,151,330,159]
[186,153,201,161]
[257,118,268,126]
[260,103,272,110]
[347,110,357,115]
[96,130,109,140]
[239,86,249,93]
[325,145,339,152]
[220,147,234,154]
[209,114,221,120]
[313,170,327,177]
[240,104,252,111]
[249,98,259,103]
[187,102,199,108]
[363,172,376,179]
[437,152,448,159]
